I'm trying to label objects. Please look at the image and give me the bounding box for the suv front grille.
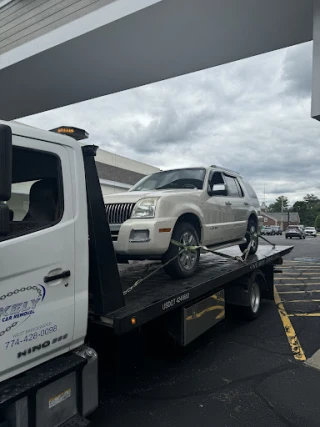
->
[105,203,135,224]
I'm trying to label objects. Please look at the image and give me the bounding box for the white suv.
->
[104,166,262,278]
[305,227,317,237]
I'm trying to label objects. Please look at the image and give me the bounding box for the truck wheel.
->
[225,271,263,321]
[242,278,261,320]
[162,222,200,279]
[239,219,258,255]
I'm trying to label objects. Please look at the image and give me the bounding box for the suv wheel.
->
[162,222,200,279]
[239,219,258,255]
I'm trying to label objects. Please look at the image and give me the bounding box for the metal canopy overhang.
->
[0,0,313,120]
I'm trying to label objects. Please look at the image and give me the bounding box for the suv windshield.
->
[130,168,206,191]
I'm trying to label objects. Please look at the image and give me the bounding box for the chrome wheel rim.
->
[179,231,197,270]
[250,282,260,313]
[249,225,258,250]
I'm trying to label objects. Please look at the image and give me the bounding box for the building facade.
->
[261,212,300,230]
[94,147,159,196]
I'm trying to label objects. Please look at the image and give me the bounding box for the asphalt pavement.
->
[90,235,320,427]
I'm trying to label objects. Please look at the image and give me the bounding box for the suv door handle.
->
[44,270,71,283]
[244,202,249,206]
[225,201,232,206]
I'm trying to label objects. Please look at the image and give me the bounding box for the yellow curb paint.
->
[276,271,318,277]
[274,283,320,286]
[278,290,320,294]
[287,313,320,317]
[274,286,306,361]
[280,299,320,303]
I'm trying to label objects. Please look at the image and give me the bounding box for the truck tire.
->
[162,222,200,279]
[226,271,263,321]
[225,270,267,321]
[241,277,261,320]
[239,219,258,255]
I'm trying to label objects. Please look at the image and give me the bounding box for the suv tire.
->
[239,219,258,255]
[162,222,200,279]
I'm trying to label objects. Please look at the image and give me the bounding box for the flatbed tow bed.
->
[97,245,293,338]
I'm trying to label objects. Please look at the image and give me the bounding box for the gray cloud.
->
[20,41,320,206]
[282,42,313,97]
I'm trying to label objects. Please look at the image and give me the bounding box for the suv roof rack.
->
[210,165,240,175]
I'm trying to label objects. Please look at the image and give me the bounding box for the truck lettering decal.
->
[0,285,46,337]
[16,334,68,358]
[162,293,190,311]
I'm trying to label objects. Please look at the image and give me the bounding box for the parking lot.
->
[91,235,320,427]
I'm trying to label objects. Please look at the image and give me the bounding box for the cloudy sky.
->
[20,41,320,206]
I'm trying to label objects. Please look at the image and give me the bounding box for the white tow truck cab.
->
[0,122,104,427]
[0,120,292,427]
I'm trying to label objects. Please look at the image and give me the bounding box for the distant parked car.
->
[261,226,275,236]
[305,227,317,237]
[271,226,282,235]
[285,225,306,239]
[298,225,306,238]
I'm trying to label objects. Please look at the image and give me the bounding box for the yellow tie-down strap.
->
[123,239,253,296]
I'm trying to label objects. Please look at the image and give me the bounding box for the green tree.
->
[269,196,289,213]
[293,195,320,226]
[315,214,320,230]
[304,194,320,204]
[292,201,307,212]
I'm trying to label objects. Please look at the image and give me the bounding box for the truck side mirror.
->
[208,183,227,197]
[0,125,12,236]
[0,124,12,201]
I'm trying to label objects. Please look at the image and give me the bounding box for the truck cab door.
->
[0,136,76,382]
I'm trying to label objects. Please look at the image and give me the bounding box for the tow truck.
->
[0,121,292,427]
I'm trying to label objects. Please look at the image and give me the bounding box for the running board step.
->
[204,238,247,252]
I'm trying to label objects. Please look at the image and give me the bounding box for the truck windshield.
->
[130,168,206,191]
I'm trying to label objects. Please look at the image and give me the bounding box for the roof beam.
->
[0,0,313,119]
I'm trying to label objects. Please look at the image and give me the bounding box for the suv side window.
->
[242,179,258,199]
[234,178,244,197]
[4,146,63,240]
[224,174,239,197]
[208,171,225,192]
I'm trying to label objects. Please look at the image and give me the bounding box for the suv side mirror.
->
[0,125,12,236]
[208,183,227,197]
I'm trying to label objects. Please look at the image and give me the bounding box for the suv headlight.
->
[131,198,159,219]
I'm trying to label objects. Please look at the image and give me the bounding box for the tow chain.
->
[122,231,274,296]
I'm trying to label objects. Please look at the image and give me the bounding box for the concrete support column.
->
[312,0,320,120]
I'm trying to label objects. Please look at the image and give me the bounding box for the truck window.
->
[4,146,63,239]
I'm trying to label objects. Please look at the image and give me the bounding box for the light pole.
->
[281,197,284,230]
